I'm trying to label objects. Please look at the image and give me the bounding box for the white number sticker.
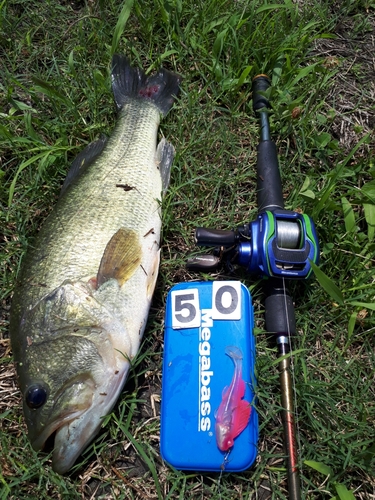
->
[171,289,201,329]
[212,281,242,320]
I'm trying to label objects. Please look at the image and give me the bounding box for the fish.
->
[9,54,181,474]
[215,346,251,452]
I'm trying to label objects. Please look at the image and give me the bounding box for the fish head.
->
[15,282,131,474]
[215,422,234,451]
[20,328,129,474]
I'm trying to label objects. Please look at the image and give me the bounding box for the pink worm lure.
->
[215,345,251,452]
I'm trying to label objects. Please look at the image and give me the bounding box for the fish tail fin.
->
[111,55,181,116]
[225,345,243,360]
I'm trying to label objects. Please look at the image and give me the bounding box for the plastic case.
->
[160,281,258,472]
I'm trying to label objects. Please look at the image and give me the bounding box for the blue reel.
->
[237,210,319,279]
[187,209,319,280]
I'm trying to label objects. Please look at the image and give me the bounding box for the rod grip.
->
[264,279,296,335]
[256,140,284,212]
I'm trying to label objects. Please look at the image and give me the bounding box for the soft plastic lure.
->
[215,346,251,451]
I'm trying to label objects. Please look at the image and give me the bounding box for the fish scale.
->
[24,103,161,293]
[10,55,181,474]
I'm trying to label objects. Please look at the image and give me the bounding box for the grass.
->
[1,0,375,498]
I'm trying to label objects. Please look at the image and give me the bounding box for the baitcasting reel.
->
[187,209,319,280]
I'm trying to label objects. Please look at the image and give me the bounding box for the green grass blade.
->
[115,418,162,499]
[341,197,356,234]
[304,460,333,476]
[334,483,356,500]
[111,0,135,56]
[8,151,51,207]
[309,260,344,305]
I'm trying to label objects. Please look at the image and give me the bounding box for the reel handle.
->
[195,227,236,247]
[186,254,221,272]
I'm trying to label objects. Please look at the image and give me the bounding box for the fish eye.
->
[25,384,48,409]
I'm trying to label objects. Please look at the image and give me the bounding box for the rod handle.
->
[264,279,296,335]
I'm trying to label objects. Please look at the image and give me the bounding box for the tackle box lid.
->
[160,281,258,472]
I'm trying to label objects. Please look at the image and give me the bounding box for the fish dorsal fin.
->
[147,249,160,300]
[156,138,175,194]
[97,228,142,287]
[60,136,108,196]
[232,400,251,438]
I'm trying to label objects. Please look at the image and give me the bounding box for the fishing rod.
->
[186,75,319,499]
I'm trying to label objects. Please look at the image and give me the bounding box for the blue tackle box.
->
[160,281,258,472]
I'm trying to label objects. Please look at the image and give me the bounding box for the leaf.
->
[348,301,375,311]
[334,483,356,500]
[236,65,252,88]
[355,442,375,464]
[212,27,228,58]
[347,310,357,339]
[270,348,307,366]
[288,63,319,89]
[68,49,76,77]
[31,77,69,104]
[309,260,344,305]
[304,460,333,476]
[314,133,371,218]
[300,189,315,200]
[115,419,162,499]
[111,0,134,56]
[363,203,375,241]
[341,197,356,234]
[312,131,332,149]
[256,4,289,14]
[8,151,51,207]
[300,176,311,192]
[361,180,375,203]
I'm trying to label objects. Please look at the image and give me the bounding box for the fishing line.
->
[217,450,231,499]
[282,276,304,495]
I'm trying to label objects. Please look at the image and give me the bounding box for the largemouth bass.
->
[10,55,181,474]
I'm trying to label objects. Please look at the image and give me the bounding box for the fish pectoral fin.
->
[60,135,108,196]
[97,228,142,287]
[147,249,160,300]
[232,399,251,438]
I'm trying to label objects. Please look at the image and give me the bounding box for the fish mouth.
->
[30,399,91,453]
[31,364,130,475]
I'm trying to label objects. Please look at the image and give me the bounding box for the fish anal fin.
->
[146,250,160,300]
[232,399,251,438]
[97,228,142,288]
